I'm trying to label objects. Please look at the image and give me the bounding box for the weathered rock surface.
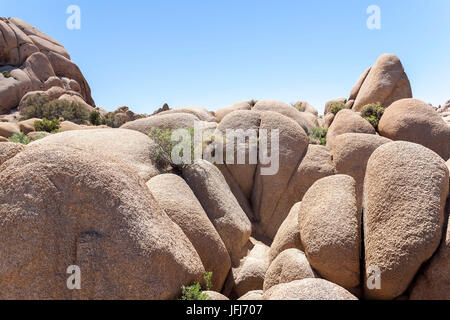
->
[364,141,449,299]
[0,17,95,112]
[332,133,391,210]
[262,279,358,300]
[269,202,303,263]
[0,144,205,299]
[299,175,360,290]
[121,113,199,134]
[30,129,160,181]
[182,160,252,265]
[352,54,412,112]
[378,98,450,160]
[263,249,317,291]
[0,142,25,165]
[146,174,231,291]
[326,109,376,149]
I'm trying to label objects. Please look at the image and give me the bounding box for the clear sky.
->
[2,0,450,114]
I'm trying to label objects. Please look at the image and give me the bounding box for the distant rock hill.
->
[0,17,95,113]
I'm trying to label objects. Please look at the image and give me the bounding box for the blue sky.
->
[2,0,450,114]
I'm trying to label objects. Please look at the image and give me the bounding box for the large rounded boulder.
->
[378,98,450,160]
[352,54,412,112]
[0,142,25,165]
[263,249,317,291]
[146,174,231,291]
[0,144,205,299]
[30,129,160,181]
[363,141,449,299]
[298,175,361,290]
[262,279,358,300]
[326,109,375,149]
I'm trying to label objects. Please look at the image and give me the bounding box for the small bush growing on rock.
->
[89,110,102,126]
[34,118,60,133]
[180,272,213,300]
[101,112,124,128]
[22,95,89,124]
[8,133,31,145]
[2,70,11,78]
[149,126,195,170]
[309,127,328,146]
[292,102,306,112]
[329,102,349,115]
[360,102,385,130]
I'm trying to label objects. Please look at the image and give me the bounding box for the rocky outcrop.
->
[0,144,205,299]
[352,54,412,112]
[363,141,449,299]
[0,17,95,113]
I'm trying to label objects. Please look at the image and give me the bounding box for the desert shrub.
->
[309,127,328,146]
[22,95,89,124]
[292,102,306,112]
[89,110,102,126]
[360,102,385,130]
[2,70,11,78]
[329,102,349,115]
[148,126,196,170]
[100,112,125,128]
[34,118,60,133]
[8,133,31,145]
[249,99,258,108]
[180,272,213,301]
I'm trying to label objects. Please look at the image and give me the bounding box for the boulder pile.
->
[1,19,449,300]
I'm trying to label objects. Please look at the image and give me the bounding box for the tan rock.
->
[263,279,358,300]
[364,141,449,299]
[158,106,216,122]
[0,142,25,165]
[263,249,317,291]
[299,175,360,290]
[349,67,371,101]
[326,109,375,149]
[378,98,450,160]
[238,290,263,300]
[269,145,336,239]
[216,101,252,122]
[18,118,40,134]
[182,160,252,265]
[147,174,231,291]
[27,131,50,140]
[0,144,205,299]
[410,208,450,300]
[353,54,412,112]
[0,122,20,138]
[251,111,309,240]
[269,203,303,263]
[223,238,270,298]
[121,113,199,134]
[30,129,160,181]
[332,133,391,210]
[253,100,316,134]
[203,291,229,300]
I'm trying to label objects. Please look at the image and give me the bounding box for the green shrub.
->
[2,70,11,78]
[22,95,89,124]
[34,118,60,133]
[180,272,213,301]
[100,112,125,128]
[329,102,348,115]
[309,127,328,146]
[8,133,31,145]
[149,126,195,170]
[360,102,385,130]
[292,102,305,112]
[89,110,102,126]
